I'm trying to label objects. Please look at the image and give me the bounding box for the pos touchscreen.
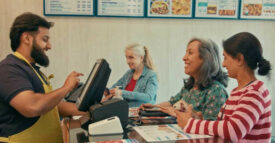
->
[75,59,111,111]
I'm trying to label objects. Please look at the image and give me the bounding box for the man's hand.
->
[63,71,83,93]
[103,88,110,96]
[58,102,87,117]
[101,94,114,103]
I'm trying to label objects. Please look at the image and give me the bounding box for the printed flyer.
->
[91,139,139,143]
[133,124,212,142]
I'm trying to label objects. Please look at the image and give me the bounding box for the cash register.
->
[65,59,129,141]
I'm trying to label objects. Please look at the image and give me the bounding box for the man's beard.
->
[31,39,49,67]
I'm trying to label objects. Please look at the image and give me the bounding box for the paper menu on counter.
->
[240,0,275,19]
[147,0,193,18]
[90,139,139,143]
[195,0,239,18]
[97,0,144,17]
[129,108,139,118]
[44,0,94,16]
[133,124,212,142]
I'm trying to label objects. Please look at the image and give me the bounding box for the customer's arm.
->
[111,71,130,89]
[121,72,158,103]
[158,87,187,116]
[139,101,172,110]
[183,91,265,143]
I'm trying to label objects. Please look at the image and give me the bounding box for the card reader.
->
[88,116,123,136]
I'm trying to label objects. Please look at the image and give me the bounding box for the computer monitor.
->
[76,59,111,111]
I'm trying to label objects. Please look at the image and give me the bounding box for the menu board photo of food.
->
[240,0,275,20]
[147,0,193,18]
[195,0,239,19]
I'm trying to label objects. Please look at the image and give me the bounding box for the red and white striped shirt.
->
[183,80,271,143]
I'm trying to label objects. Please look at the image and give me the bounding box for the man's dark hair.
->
[9,12,54,51]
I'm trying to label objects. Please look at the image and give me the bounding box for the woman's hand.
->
[175,104,202,129]
[110,88,122,96]
[192,111,203,119]
[139,103,154,110]
[175,109,192,129]
[159,106,177,117]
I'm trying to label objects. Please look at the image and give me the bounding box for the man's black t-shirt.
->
[0,54,45,137]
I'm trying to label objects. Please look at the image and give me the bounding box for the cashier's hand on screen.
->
[63,71,83,93]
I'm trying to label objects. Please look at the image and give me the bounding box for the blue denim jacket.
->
[111,66,158,107]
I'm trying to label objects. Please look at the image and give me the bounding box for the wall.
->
[1,0,275,136]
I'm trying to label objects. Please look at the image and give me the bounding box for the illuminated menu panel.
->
[44,0,93,16]
[240,0,275,19]
[147,0,193,18]
[97,0,144,17]
[195,0,239,18]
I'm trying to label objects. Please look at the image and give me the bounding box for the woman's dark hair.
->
[223,32,271,76]
[184,38,228,90]
[10,12,54,51]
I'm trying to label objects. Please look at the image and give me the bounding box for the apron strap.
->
[0,136,9,142]
[13,52,47,85]
[5,52,63,143]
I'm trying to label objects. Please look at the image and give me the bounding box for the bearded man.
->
[0,12,85,143]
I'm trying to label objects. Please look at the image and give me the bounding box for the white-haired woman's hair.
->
[125,43,155,70]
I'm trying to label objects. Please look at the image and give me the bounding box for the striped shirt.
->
[183,80,271,143]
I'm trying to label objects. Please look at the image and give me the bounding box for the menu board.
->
[97,0,145,17]
[195,0,239,18]
[147,0,193,18]
[240,0,275,19]
[44,0,94,16]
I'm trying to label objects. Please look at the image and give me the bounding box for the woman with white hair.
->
[102,43,158,107]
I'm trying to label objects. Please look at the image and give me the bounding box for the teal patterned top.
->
[169,81,228,120]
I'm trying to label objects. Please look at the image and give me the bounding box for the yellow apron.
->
[0,52,63,143]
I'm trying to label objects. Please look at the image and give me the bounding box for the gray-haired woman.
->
[140,38,228,120]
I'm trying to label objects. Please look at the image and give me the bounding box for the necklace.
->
[244,79,256,87]
[236,79,256,91]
